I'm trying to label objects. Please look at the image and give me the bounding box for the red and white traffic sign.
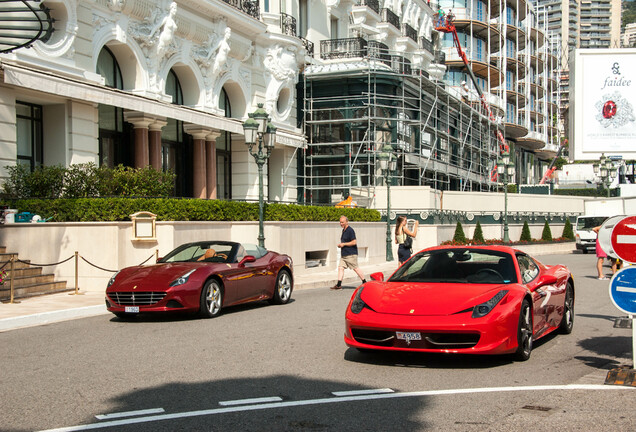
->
[610,215,636,263]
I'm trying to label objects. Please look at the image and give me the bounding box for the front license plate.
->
[396,332,421,343]
[124,306,139,313]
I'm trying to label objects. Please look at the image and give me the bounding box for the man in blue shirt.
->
[332,215,367,290]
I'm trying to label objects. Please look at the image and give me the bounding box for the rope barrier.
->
[16,255,74,267]
[79,256,118,273]
[2,250,157,300]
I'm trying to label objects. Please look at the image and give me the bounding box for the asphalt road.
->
[1,253,635,432]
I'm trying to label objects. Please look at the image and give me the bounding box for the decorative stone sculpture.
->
[149,1,178,60]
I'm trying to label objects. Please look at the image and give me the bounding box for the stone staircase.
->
[0,246,70,301]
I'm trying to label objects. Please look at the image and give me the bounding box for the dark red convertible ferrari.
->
[345,245,574,361]
[106,241,293,319]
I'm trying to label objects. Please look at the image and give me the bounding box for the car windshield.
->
[576,216,608,231]
[160,242,235,263]
[389,248,517,284]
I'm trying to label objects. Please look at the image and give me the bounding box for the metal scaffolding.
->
[301,45,501,206]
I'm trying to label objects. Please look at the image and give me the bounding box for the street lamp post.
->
[593,153,618,198]
[242,103,277,248]
[497,152,515,244]
[378,145,397,262]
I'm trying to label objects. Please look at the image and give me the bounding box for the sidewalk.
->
[0,260,398,332]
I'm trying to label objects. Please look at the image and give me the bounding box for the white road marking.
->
[95,408,164,420]
[219,396,283,406]
[616,235,636,244]
[38,384,634,432]
[617,286,636,294]
[331,388,394,396]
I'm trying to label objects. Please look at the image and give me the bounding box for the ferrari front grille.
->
[351,328,479,349]
[109,291,166,306]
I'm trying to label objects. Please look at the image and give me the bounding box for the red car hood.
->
[110,263,216,291]
[360,281,508,316]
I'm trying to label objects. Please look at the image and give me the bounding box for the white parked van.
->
[575,215,610,253]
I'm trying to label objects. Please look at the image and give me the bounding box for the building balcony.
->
[381,8,400,30]
[221,0,260,19]
[504,114,528,138]
[280,12,297,36]
[444,49,503,87]
[320,37,368,60]
[530,26,545,48]
[356,0,380,14]
[516,130,546,151]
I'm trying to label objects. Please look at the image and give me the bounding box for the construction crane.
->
[538,142,565,184]
[435,12,508,181]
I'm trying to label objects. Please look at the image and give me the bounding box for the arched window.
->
[96,46,131,168]
[216,87,232,199]
[163,69,189,196]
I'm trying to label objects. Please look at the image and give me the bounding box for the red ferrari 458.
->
[106,241,293,319]
[345,245,574,360]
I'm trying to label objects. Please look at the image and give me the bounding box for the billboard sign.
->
[572,49,636,161]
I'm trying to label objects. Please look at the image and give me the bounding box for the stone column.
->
[124,111,155,168]
[149,118,168,171]
[183,125,215,199]
[206,131,222,199]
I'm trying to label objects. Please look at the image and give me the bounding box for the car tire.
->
[514,299,533,361]
[270,269,293,305]
[200,279,223,318]
[559,281,574,334]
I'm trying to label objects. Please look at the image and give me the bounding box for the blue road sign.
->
[609,267,636,315]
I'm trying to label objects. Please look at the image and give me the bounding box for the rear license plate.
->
[396,332,421,343]
[124,306,139,313]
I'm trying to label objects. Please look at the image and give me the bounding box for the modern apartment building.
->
[0,0,561,208]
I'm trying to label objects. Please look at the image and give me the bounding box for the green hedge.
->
[0,198,381,222]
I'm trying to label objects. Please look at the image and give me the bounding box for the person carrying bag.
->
[395,216,418,266]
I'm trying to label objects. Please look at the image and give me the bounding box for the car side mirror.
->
[238,255,256,267]
[536,273,557,286]
[370,271,384,282]
[156,257,163,263]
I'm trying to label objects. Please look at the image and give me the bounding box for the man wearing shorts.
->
[331,215,367,290]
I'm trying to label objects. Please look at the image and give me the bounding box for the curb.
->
[0,304,108,332]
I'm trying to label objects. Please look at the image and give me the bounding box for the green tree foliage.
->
[453,221,467,244]
[562,218,575,240]
[2,163,176,199]
[520,221,532,242]
[472,220,485,244]
[541,221,553,241]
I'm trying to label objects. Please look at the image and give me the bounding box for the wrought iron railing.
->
[222,0,260,19]
[301,37,314,57]
[320,37,367,60]
[280,12,297,36]
[381,8,400,29]
[367,40,391,65]
[357,0,380,14]
[419,37,433,54]
[402,23,417,42]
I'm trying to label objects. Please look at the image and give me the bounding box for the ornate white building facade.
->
[0,0,306,201]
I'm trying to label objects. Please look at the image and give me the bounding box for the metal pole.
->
[9,254,15,303]
[385,172,393,262]
[632,314,635,368]
[503,177,510,243]
[257,141,265,248]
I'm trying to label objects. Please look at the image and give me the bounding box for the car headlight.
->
[107,271,120,288]
[350,287,366,314]
[472,290,508,318]
[169,269,196,287]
